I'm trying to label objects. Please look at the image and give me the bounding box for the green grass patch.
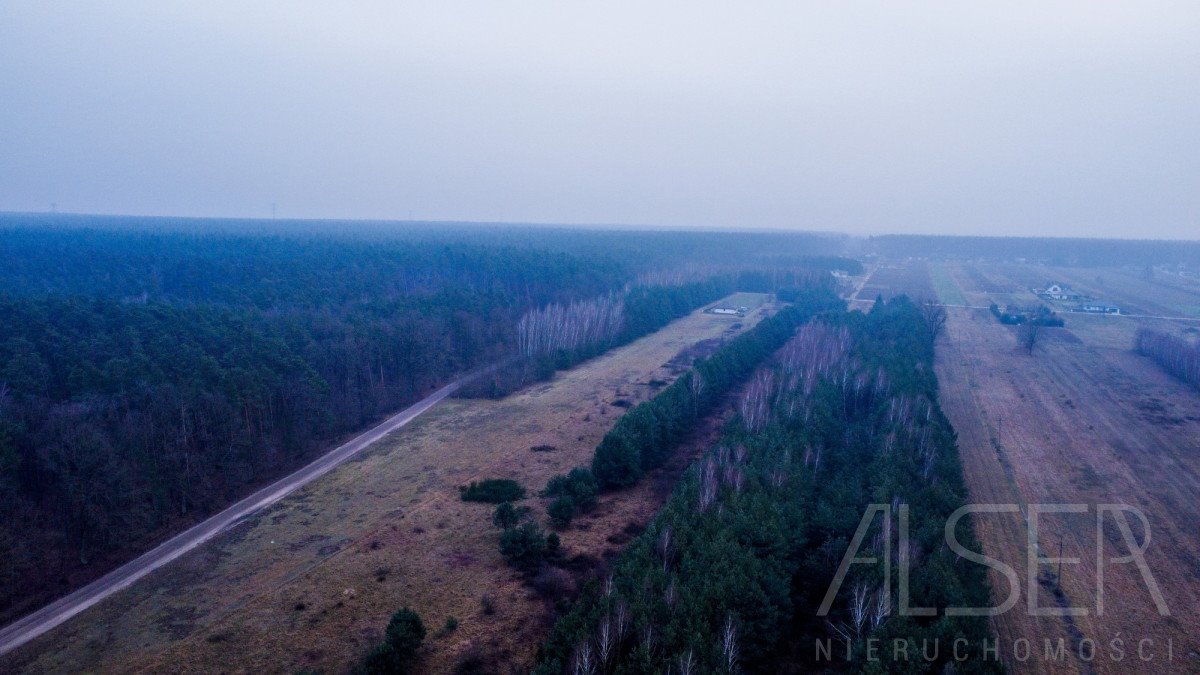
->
[721,291,768,310]
[929,264,967,305]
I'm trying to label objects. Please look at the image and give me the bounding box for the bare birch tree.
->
[920,298,947,342]
[517,294,625,357]
[721,614,740,673]
[1136,329,1200,389]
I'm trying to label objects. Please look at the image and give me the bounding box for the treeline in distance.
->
[1135,329,1200,390]
[872,233,1200,268]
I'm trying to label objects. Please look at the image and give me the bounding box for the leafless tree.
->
[1136,329,1200,389]
[869,584,891,630]
[770,452,789,488]
[517,294,624,357]
[828,573,891,641]
[657,525,673,572]
[613,598,630,639]
[920,298,947,342]
[778,323,853,389]
[721,614,740,673]
[676,649,697,675]
[1019,322,1041,355]
[918,426,936,479]
[739,369,773,432]
[729,322,860,441]
[572,640,596,675]
[687,370,705,413]
[640,623,656,656]
[698,457,719,511]
[848,581,870,637]
[596,615,615,666]
[803,444,823,473]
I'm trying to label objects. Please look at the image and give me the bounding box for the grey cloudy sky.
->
[1,2,1197,238]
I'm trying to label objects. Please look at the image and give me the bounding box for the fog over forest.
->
[2,2,1198,238]
[2,4,1200,674]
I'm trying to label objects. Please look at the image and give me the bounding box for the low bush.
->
[363,607,425,673]
[491,501,528,529]
[452,643,492,675]
[531,566,575,601]
[499,521,548,570]
[543,468,598,507]
[460,479,525,503]
[541,467,599,527]
[547,496,576,529]
[479,593,496,616]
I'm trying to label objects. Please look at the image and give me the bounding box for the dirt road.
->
[3,299,762,673]
[0,366,494,658]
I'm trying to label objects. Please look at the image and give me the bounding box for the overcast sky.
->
[1,2,1197,238]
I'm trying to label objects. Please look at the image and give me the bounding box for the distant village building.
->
[1074,302,1120,314]
[709,305,748,317]
[1038,283,1081,301]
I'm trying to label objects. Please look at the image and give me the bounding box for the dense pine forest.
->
[535,297,997,674]
[0,214,852,624]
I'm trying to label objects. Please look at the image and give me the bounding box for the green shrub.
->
[491,501,529,529]
[480,593,496,615]
[547,496,577,529]
[499,521,547,570]
[364,607,425,673]
[460,479,525,503]
[543,467,598,512]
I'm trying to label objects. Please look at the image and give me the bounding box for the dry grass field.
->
[969,261,1200,320]
[2,297,771,674]
[916,262,1200,673]
[856,261,935,302]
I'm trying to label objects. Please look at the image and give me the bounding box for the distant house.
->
[1074,302,1120,315]
[1037,283,1082,301]
[709,305,748,317]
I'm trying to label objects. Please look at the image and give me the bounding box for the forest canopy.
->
[535,297,997,673]
[0,215,852,625]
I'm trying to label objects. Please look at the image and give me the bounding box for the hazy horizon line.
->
[5,209,1199,244]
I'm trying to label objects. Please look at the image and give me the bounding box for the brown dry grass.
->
[857,261,935,301]
[931,264,1200,674]
[2,297,770,675]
